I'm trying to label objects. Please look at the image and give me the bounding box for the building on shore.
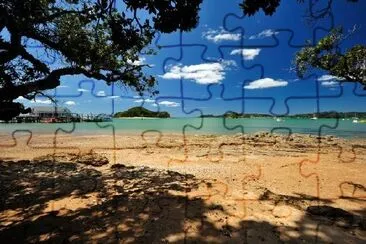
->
[11,106,112,123]
[15,106,79,123]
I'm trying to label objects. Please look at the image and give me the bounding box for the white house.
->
[30,106,72,118]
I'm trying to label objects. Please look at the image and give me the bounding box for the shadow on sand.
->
[0,156,365,243]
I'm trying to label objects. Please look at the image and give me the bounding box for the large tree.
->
[0,0,202,120]
[296,28,366,87]
[239,0,365,88]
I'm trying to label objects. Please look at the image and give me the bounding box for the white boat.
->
[352,113,359,123]
[276,117,283,122]
[310,111,318,120]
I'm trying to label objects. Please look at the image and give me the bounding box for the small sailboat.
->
[352,113,359,123]
[310,109,318,120]
[273,116,283,122]
[276,117,283,122]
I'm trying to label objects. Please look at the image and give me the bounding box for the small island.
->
[113,107,170,118]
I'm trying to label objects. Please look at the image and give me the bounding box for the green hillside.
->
[114,107,170,118]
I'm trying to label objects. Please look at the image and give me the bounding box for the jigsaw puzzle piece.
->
[223,0,335,48]
[159,46,243,99]
[157,83,245,167]
[181,84,244,117]
[23,38,58,65]
[22,78,120,116]
[299,119,366,200]
[156,25,242,63]
[50,79,119,115]
[318,82,366,160]
[353,82,366,97]
[183,119,245,163]
[66,99,179,163]
[154,30,183,50]
[220,42,344,115]
[295,83,366,200]
[50,120,116,162]
[0,130,57,160]
[161,60,261,105]
[111,100,203,169]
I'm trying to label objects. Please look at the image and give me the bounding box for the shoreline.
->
[1,129,366,140]
[1,117,366,139]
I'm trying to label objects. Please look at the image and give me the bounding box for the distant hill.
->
[114,107,170,118]
[291,112,366,119]
[201,112,273,118]
[200,111,366,119]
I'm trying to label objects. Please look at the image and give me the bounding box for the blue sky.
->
[15,0,366,117]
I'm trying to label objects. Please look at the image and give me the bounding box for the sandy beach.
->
[0,132,366,243]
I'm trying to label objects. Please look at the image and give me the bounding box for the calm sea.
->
[1,118,366,138]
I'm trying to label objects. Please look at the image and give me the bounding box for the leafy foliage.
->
[239,0,282,16]
[239,0,358,16]
[0,0,202,120]
[114,106,170,118]
[239,0,365,88]
[295,28,366,88]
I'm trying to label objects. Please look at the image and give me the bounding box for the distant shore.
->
[114,116,165,119]
[1,117,366,139]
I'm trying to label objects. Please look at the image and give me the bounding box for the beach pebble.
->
[76,153,109,167]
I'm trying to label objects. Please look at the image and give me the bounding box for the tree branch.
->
[0,66,117,101]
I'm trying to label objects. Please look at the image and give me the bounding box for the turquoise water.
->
[1,118,366,138]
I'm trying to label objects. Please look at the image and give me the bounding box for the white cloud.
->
[159,101,180,107]
[230,48,261,60]
[58,85,69,88]
[318,75,335,81]
[77,88,89,92]
[97,90,106,97]
[30,98,52,104]
[160,60,236,84]
[134,98,155,103]
[244,78,288,89]
[107,96,120,99]
[317,75,345,81]
[64,101,76,106]
[202,28,241,43]
[321,81,339,87]
[248,29,279,40]
[317,75,345,87]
